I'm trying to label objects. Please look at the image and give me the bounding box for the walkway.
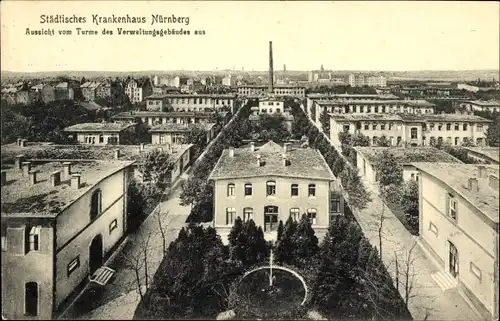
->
[353,177,484,321]
[58,178,192,320]
[302,108,484,320]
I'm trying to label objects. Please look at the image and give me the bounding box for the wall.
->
[54,169,127,308]
[2,223,54,320]
[75,132,121,145]
[419,172,497,318]
[214,176,331,239]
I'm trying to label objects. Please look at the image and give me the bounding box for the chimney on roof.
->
[71,174,81,189]
[283,142,292,153]
[20,139,27,147]
[250,142,255,152]
[22,162,31,177]
[63,162,72,179]
[268,41,274,94]
[489,175,499,191]
[1,171,6,186]
[114,149,121,159]
[229,147,235,157]
[29,170,38,185]
[51,171,61,187]
[468,177,479,192]
[15,154,25,170]
[17,137,22,146]
[257,154,263,167]
[477,165,486,178]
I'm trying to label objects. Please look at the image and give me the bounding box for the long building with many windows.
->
[208,141,337,243]
[412,163,499,321]
[329,113,492,147]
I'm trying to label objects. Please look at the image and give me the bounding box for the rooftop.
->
[145,93,236,99]
[1,160,134,217]
[208,140,335,181]
[462,147,500,163]
[354,147,463,164]
[330,113,492,123]
[63,122,137,132]
[1,142,194,165]
[315,99,434,107]
[412,163,499,223]
[466,100,500,107]
[111,111,220,119]
[149,122,215,133]
[307,93,400,99]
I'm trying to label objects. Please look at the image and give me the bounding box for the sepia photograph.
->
[1,1,499,320]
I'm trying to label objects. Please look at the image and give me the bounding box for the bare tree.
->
[122,233,152,301]
[378,205,386,259]
[155,209,176,256]
[394,241,418,308]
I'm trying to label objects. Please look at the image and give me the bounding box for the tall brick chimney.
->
[268,41,274,94]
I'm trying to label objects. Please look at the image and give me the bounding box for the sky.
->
[1,1,499,72]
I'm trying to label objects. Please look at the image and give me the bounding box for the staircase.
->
[431,271,457,292]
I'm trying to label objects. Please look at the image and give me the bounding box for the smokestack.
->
[468,177,478,192]
[71,174,81,189]
[29,170,38,185]
[268,41,274,94]
[51,171,61,187]
[250,142,255,152]
[15,154,25,170]
[228,147,235,157]
[22,162,31,177]
[257,154,263,166]
[63,162,72,179]
[477,165,486,178]
[114,149,121,159]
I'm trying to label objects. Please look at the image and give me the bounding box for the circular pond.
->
[236,266,307,318]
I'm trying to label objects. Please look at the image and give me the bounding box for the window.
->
[244,183,252,196]
[90,189,102,220]
[438,124,443,131]
[290,208,301,221]
[291,184,299,196]
[372,124,377,130]
[109,219,118,234]
[364,123,369,130]
[381,124,386,130]
[264,206,279,232]
[470,262,482,281]
[411,173,415,180]
[428,222,438,235]
[26,226,40,253]
[331,199,341,213]
[477,125,483,132]
[372,136,378,145]
[25,282,38,316]
[476,138,484,146]
[463,123,468,131]
[446,123,451,131]
[397,136,402,146]
[343,125,350,131]
[307,208,317,225]
[454,137,459,145]
[448,194,457,220]
[67,256,80,277]
[243,208,253,222]
[388,123,393,130]
[226,208,236,225]
[266,181,276,196]
[410,127,418,139]
[227,183,235,197]
[308,184,316,197]
[454,123,459,131]
[430,123,435,130]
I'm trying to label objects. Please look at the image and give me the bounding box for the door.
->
[448,241,459,278]
[264,206,279,232]
[89,234,103,275]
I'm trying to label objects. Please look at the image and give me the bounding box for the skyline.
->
[1,1,499,73]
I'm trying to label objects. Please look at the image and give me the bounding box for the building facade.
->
[150,123,216,145]
[413,163,499,321]
[208,141,335,243]
[330,113,492,147]
[125,78,153,103]
[237,85,306,98]
[64,123,137,145]
[144,94,238,113]
[111,111,223,128]
[349,74,387,87]
[54,83,75,101]
[1,159,134,320]
[459,100,500,113]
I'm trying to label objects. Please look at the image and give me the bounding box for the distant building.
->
[40,84,56,103]
[208,141,337,244]
[125,78,153,103]
[329,113,492,147]
[111,110,226,128]
[15,89,37,105]
[354,146,463,185]
[149,122,216,145]
[237,84,306,98]
[222,75,235,87]
[144,93,238,113]
[1,158,134,320]
[81,81,102,101]
[95,80,124,101]
[54,82,74,101]
[413,163,499,321]
[457,83,480,93]
[459,100,500,113]
[349,74,387,87]
[63,122,137,145]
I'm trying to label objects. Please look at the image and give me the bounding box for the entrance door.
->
[264,206,279,232]
[448,241,459,278]
[89,234,103,275]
